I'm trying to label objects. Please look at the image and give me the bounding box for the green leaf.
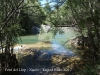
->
[78,19,86,29]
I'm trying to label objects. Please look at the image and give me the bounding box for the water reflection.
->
[18,27,79,75]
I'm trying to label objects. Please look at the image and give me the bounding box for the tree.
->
[64,0,100,74]
[42,0,100,74]
[19,0,46,35]
[0,0,24,74]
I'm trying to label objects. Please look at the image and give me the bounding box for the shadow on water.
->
[19,28,79,75]
[19,51,75,75]
[19,42,76,75]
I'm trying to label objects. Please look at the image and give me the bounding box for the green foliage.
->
[78,19,86,29]
[62,0,100,74]
[82,65,97,75]
[22,0,46,24]
[19,0,46,35]
[38,32,55,42]
[0,0,24,51]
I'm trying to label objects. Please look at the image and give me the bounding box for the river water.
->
[17,27,80,75]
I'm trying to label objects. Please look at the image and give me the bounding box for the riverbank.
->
[13,42,83,75]
[14,42,52,54]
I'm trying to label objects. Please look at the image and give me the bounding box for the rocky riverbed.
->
[13,42,82,75]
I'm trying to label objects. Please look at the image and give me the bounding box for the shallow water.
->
[19,47,75,75]
[18,27,79,75]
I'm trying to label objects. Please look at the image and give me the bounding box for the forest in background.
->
[0,0,100,75]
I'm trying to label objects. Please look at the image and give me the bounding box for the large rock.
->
[70,36,89,49]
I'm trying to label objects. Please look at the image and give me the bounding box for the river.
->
[15,27,80,75]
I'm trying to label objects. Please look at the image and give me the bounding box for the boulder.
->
[70,36,89,49]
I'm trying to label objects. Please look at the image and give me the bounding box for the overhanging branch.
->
[0,0,24,32]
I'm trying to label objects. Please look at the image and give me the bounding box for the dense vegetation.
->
[20,0,100,74]
[0,0,100,75]
[65,0,100,74]
[0,0,24,75]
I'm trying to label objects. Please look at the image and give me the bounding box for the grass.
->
[17,35,39,44]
